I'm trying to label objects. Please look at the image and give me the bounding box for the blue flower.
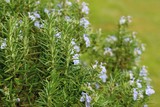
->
[80,18,90,28]
[54,32,61,38]
[99,64,107,82]
[83,34,90,47]
[80,92,92,107]
[145,86,155,96]
[5,0,10,3]
[34,21,43,28]
[81,2,89,14]
[103,47,113,56]
[139,66,148,77]
[133,88,138,101]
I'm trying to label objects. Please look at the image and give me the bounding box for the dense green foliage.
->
[0,0,154,107]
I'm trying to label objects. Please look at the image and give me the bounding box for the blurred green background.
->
[85,0,160,106]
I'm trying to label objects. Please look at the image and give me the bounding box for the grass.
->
[85,0,160,106]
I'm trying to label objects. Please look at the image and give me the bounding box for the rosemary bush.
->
[0,0,154,107]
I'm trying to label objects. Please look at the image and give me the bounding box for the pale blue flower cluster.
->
[131,66,155,101]
[44,8,56,16]
[65,16,71,22]
[133,88,144,101]
[133,88,138,101]
[5,0,10,3]
[71,39,80,65]
[72,54,80,65]
[136,79,142,88]
[44,8,50,15]
[0,38,7,49]
[103,47,113,56]
[28,11,43,28]
[123,37,132,43]
[145,85,155,96]
[106,35,117,44]
[80,18,90,28]
[134,48,142,56]
[34,21,44,28]
[57,3,62,8]
[95,83,100,89]
[139,66,148,77]
[119,16,132,25]
[83,34,90,47]
[54,32,61,38]
[93,61,107,83]
[81,2,89,14]
[28,11,40,21]
[99,63,107,83]
[80,92,92,107]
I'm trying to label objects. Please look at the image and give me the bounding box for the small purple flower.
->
[28,11,40,21]
[83,34,90,47]
[136,80,142,88]
[44,8,49,14]
[99,73,107,83]
[28,12,36,21]
[73,59,80,65]
[80,18,90,28]
[129,79,134,85]
[95,83,100,89]
[72,54,80,65]
[100,64,106,73]
[57,3,62,8]
[133,88,138,101]
[139,66,148,77]
[103,47,113,56]
[74,45,80,52]
[81,2,89,14]
[99,64,107,83]
[134,48,142,56]
[34,21,43,28]
[54,32,61,38]
[145,86,155,96]
[72,54,79,59]
[80,92,92,107]
[65,16,71,22]
[124,37,131,43]
[33,11,41,18]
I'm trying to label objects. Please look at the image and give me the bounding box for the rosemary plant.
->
[0,0,154,107]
